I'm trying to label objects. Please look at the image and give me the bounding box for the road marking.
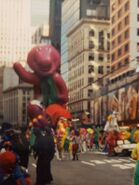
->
[90,160,106,164]
[81,158,135,170]
[112,164,132,169]
[32,163,37,168]
[104,159,121,163]
[124,163,136,168]
[118,158,131,163]
[81,161,95,166]
[93,151,108,155]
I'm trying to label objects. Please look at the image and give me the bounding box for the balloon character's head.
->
[27,44,60,77]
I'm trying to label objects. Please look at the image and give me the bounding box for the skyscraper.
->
[49,0,61,51]
[0,0,31,66]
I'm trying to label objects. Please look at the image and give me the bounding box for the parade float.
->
[13,44,71,131]
[114,126,137,156]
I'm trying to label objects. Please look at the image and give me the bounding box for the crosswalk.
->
[81,158,136,170]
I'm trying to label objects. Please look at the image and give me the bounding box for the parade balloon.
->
[13,44,68,106]
[45,103,72,126]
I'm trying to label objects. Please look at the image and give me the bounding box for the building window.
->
[118,22,122,31]
[118,35,122,44]
[137,14,139,21]
[88,89,93,98]
[111,66,115,72]
[89,53,94,60]
[125,43,129,52]
[89,30,95,37]
[118,9,122,18]
[125,2,129,11]
[112,40,115,49]
[125,16,129,25]
[112,28,115,36]
[137,29,139,36]
[112,16,115,23]
[118,62,122,68]
[137,43,139,52]
[118,48,122,56]
[98,66,103,74]
[107,41,110,51]
[98,54,104,61]
[112,53,115,61]
[125,29,129,39]
[124,57,129,65]
[88,65,94,73]
[98,31,104,50]
[88,77,94,84]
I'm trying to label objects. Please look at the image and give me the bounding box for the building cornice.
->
[3,83,33,93]
[67,18,110,37]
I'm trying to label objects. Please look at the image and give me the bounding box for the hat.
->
[0,151,16,169]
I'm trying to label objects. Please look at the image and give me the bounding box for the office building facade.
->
[0,0,31,67]
[68,18,110,116]
[61,0,110,83]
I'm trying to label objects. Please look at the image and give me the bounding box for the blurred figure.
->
[12,129,30,169]
[33,127,55,185]
[72,131,79,160]
[104,113,119,156]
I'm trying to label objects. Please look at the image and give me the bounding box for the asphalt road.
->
[29,152,135,185]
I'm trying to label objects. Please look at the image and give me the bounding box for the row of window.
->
[110,69,134,84]
[112,1,129,12]
[111,29,129,49]
[112,16,129,37]
[69,78,84,91]
[111,57,129,72]
[111,43,129,61]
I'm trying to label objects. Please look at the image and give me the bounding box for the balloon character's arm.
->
[13,62,40,86]
[53,73,68,103]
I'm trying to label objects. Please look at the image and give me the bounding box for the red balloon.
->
[45,103,72,126]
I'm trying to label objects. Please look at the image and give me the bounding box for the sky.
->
[31,0,50,33]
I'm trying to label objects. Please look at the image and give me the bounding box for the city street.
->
[29,152,135,185]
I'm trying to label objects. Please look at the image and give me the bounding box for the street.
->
[29,152,135,185]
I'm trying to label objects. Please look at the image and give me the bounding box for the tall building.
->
[3,83,33,126]
[49,0,61,51]
[32,24,51,45]
[110,0,139,81]
[67,18,110,117]
[0,0,31,67]
[61,0,110,83]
